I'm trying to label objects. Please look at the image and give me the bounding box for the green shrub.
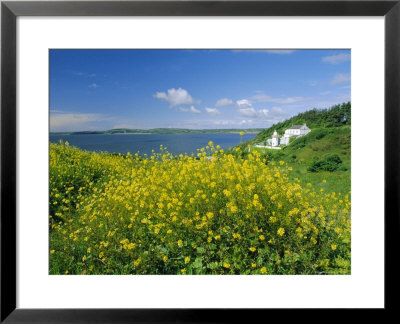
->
[272,151,285,161]
[307,154,343,172]
[316,130,327,140]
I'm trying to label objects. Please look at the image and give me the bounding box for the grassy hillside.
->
[251,126,351,194]
[230,103,351,195]
[235,102,351,150]
[262,126,351,164]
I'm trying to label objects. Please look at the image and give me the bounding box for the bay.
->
[49,133,257,156]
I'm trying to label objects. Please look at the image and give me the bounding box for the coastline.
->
[50,129,262,136]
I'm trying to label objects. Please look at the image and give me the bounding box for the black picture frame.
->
[1,0,399,322]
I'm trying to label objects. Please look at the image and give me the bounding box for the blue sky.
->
[50,49,350,132]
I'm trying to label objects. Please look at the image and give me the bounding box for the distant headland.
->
[50,128,263,135]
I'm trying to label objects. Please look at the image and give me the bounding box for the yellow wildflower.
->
[277,228,285,236]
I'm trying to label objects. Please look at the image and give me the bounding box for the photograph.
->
[49,49,351,275]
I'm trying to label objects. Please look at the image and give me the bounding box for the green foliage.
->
[236,102,351,149]
[247,126,350,194]
[49,142,351,275]
[307,154,343,172]
[258,127,350,193]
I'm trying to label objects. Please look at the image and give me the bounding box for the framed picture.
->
[1,0,399,321]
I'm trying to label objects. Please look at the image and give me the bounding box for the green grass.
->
[249,126,351,194]
[287,165,350,194]
[235,102,351,150]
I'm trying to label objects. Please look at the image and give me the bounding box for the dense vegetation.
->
[235,102,351,150]
[50,141,351,275]
[231,103,351,195]
[308,154,343,172]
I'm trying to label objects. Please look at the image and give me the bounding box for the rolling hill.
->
[235,102,351,194]
[237,102,351,149]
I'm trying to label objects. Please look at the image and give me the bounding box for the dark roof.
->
[288,124,307,129]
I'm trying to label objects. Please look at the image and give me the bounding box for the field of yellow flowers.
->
[49,141,351,275]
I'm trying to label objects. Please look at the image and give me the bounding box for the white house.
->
[266,130,289,147]
[260,123,311,148]
[284,123,311,137]
[271,130,279,147]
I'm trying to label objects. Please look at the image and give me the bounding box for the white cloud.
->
[237,99,258,118]
[258,107,287,120]
[179,106,201,114]
[322,53,351,64]
[154,88,196,107]
[331,73,351,85]
[170,115,288,129]
[205,107,221,116]
[236,100,287,122]
[250,93,310,104]
[190,106,201,114]
[176,118,237,129]
[215,98,234,107]
[50,111,111,132]
[88,83,99,88]
[258,109,270,119]
[239,120,254,125]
